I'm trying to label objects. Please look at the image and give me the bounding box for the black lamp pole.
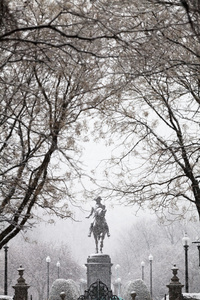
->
[56,261,60,279]
[192,241,200,266]
[198,245,200,266]
[4,245,9,295]
[182,234,190,293]
[141,261,145,281]
[46,256,51,300]
[184,243,189,293]
[149,254,153,299]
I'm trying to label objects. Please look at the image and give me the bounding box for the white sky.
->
[24,202,146,266]
[14,139,147,267]
[3,139,141,283]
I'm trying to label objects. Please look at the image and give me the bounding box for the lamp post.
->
[4,245,9,295]
[56,261,60,279]
[115,264,121,297]
[182,233,190,293]
[46,256,51,300]
[116,277,121,297]
[115,264,120,277]
[192,237,200,266]
[149,254,153,299]
[141,261,145,281]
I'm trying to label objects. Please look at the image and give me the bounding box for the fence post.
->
[166,265,183,300]
[60,292,66,300]
[13,266,30,300]
[131,291,137,300]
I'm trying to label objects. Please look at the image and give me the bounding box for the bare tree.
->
[0,0,127,248]
[90,0,200,220]
[1,0,200,247]
[113,217,200,300]
[6,240,83,300]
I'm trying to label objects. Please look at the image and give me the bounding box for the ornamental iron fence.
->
[78,280,119,300]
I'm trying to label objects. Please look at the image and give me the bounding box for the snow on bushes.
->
[49,278,79,300]
[122,279,150,300]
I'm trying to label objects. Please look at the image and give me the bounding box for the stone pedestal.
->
[166,265,184,300]
[85,254,113,289]
[13,266,30,300]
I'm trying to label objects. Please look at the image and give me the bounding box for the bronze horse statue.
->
[86,197,110,253]
[92,207,110,253]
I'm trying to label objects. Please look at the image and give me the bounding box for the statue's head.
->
[94,196,102,203]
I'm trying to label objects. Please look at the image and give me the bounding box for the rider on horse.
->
[86,196,110,237]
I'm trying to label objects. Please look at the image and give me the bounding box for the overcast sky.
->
[23,201,146,266]
[10,139,149,267]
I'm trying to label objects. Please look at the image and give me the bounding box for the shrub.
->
[49,278,79,300]
[122,279,150,300]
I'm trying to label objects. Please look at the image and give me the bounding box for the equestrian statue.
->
[86,196,110,253]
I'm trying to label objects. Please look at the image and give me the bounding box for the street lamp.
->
[115,264,120,277]
[115,277,121,297]
[4,245,9,295]
[192,237,200,266]
[114,264,121,297]
[141,261,145,281]
[149,254,153,299]
[182,233,190,293]
[56,261,60,279]
[46,256,51,299]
